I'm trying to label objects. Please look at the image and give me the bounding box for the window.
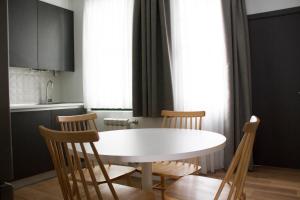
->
[170,0,229,168]
[83,0,134,109]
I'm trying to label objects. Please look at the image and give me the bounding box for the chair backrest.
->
[161,110,205,130]
[39,126,119,200]
[57,113,98,132]
[215,116,260,200]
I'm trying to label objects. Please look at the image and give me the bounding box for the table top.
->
[80,128,226,163]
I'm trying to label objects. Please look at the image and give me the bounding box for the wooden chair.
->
[138,110,205,193]
[57,113,136,185]
[39,126,154,200]
[164,116,260,200]
[160,110,205,130]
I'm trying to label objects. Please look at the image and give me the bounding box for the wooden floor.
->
[14,166,300,200]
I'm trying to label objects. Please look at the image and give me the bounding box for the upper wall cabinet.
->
[38,2,74,71]
[9,0,38,68]
[8,0,74,71]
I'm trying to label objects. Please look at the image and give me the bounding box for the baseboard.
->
[0,182,13,200]
[11,171,56,189]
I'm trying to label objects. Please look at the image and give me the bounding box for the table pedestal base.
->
[141,162,153,191]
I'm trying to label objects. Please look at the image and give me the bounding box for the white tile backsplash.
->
[9,67,62,104]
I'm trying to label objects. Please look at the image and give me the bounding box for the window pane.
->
[83,0,134,109]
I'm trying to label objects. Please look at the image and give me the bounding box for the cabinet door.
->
[9,0,38,68]
[62,8,74,71]
[51,108,86,130]
[38,2,62,71]
[11,111,53,180]
[38,2,74,71]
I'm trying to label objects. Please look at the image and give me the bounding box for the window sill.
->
[91,108,132,111]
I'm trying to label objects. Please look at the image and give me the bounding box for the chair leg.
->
[126,174,132,186]
[72,182,76,196]
[240,192,246,200]
[153,175,167,199]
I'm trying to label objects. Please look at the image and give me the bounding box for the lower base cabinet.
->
[11,108,85,180]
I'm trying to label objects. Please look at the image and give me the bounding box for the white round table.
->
[84,128,226,191]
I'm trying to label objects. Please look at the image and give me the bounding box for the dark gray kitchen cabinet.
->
[11,111,52,180]
[38,1,74,71]
[61,7,75,70]
[11,108,85,180]
[8,0,38,68]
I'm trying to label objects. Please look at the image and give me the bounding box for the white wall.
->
[246,0,300,15]
[60,0,84,103]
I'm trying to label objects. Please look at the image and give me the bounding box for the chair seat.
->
[137,161,201,179]
[82,183,155,200]
[75,164,136,184]
[164,175,230,200]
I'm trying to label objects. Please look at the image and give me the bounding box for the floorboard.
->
[14,166,300,200]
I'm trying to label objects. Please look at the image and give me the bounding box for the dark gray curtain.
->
[222,0,252,167]
[132,0,174,117]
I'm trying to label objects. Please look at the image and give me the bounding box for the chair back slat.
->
[214,116,260,200]
[39,126,119,200]
[185,117,188,129]
[45,139,70,200]
[70,142,92,200]
[62,142,81,199]
[160,110,206,167]
[56,141,74,200]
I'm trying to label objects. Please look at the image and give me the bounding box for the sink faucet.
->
[46,80,54,103]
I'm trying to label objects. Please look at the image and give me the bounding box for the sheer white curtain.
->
[83,0,134,109]
[170,0,229,171]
